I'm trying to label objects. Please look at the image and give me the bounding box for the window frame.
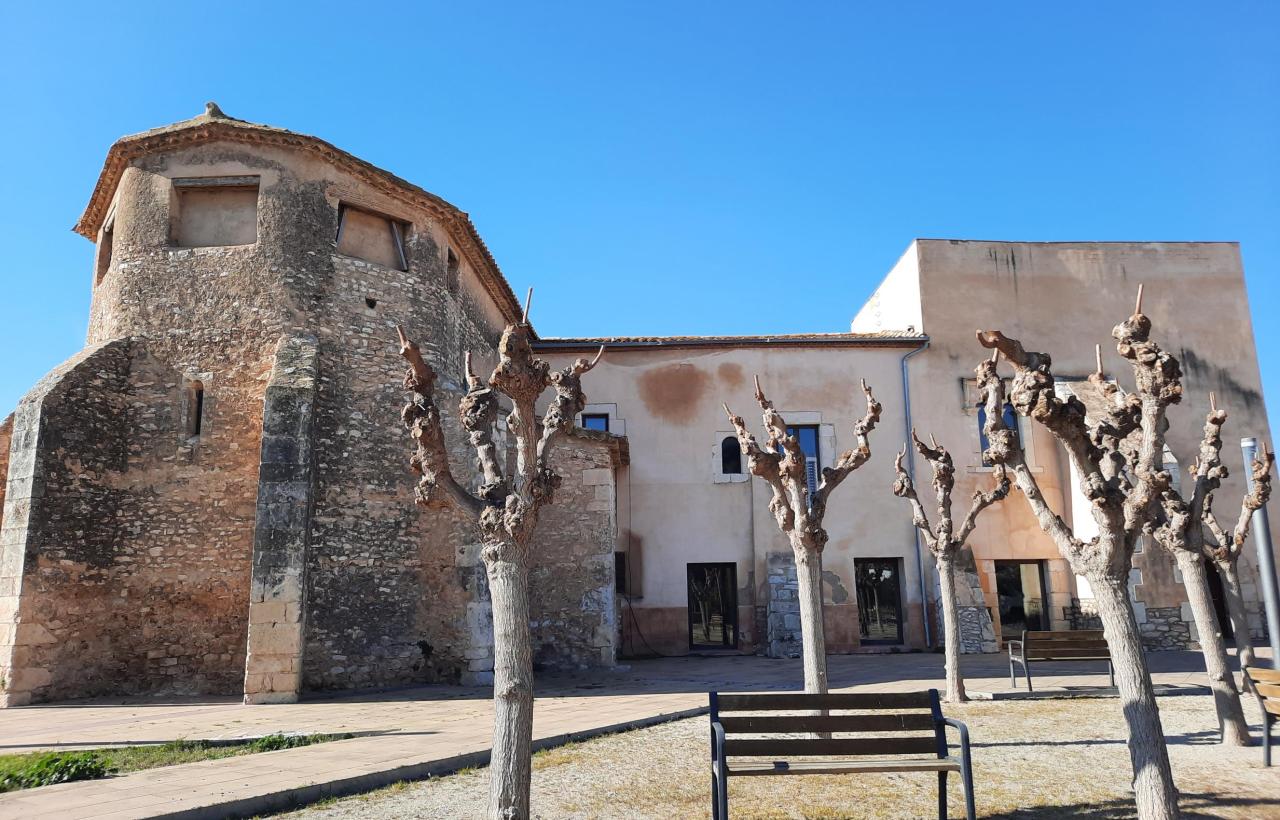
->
[581,413,610,433]
[334,202,410,272]
[171,176,261,249]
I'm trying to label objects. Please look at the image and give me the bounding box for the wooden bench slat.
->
[1264,698,1280,717]
[1024,637,1105,649]
[1245,667,1280,685]
[1025,649,1111,660]
[724,736,939,757]
[729,758,960,776]
[1253,683,1280,699]
[719,714,936,734]
[1025,630,1104,640]
[716,692,933,712]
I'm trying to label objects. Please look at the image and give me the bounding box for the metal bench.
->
[1244,666,1280,766]
[708,690,975,820]
[1008,629,1113,691]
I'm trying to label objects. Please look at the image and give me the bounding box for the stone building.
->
[0,107,1274,705]
[0,104,620,706]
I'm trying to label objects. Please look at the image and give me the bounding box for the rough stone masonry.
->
[0,104,621,705]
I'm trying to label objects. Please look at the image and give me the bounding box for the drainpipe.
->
[900,341,932,647]
[1242,436,1280,667]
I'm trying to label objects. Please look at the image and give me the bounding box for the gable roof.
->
[73,102,526,325]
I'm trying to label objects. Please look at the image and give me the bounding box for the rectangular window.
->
[172,176,259,248]
[335,203,408,271]
[786,424,821,496]
[687,563,737,649]
[582,413,610,432]
[615,552,627,594]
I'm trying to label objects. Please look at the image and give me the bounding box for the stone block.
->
[580,468,612,486]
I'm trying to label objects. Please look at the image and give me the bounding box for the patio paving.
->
[0,648,1262,819]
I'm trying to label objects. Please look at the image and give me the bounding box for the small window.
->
[173,177,259,248]
[95,213,115,285]
[446,248,461,296]
[335,203,408,271]
[187,381,205,438]
[978,402,1020,466]
[615,552,627,594]
[582,413,610,432]
[720,436,742,475]
[365,297,378,310]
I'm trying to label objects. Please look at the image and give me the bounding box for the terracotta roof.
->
[533,331,926,350]
[73,103,526,326]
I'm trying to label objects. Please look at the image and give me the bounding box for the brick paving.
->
[0,649,1257,819]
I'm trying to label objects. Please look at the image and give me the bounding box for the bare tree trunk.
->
[938,554,967,703]
[486,547,534,819]
[794,544,829,694]
[1092,574,1180,819]
[1170,551,1249,745]
[1216,560,1256,680]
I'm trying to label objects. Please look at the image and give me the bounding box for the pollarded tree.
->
[1149,397,1268,744]
[724,377,882,694]
[976,289,1181,819]
[398,319,602,820]
[1154,398,1273,703]
[891,427,1010,702]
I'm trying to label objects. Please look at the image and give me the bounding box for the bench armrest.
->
[711,720,726,764]
[942,716,972,762]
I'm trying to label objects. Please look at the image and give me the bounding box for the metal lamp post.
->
[1242,437,1280,668]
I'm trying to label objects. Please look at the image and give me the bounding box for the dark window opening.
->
[446,248,461,296]
[365,297,378,309]
[856,558,904,644]
[1205,557,1234,642]
[95,217,115,285]
[995,560,1048,639]
[615,552,627,594]
[720,436,742,475]
[688,563,737,649]
[783,424,821,497]
[582,413,609,432]
[187,381,205,438]
[978,401,1020,466]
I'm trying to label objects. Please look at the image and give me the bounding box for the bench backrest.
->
[1023,629,1109,659]
[709,690,945,758]
[1245,666,1280,718]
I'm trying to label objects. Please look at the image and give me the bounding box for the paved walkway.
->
[0,649,1259,819]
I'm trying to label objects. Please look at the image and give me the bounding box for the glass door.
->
[687,563,737,649]
[995,560,1048,638]
[855,558,904,644]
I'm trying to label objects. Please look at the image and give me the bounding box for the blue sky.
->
[1,3,1276,434]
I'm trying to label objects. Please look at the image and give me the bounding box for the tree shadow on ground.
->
[982,792,1280,818]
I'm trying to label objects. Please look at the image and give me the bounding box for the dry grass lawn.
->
[288,695,1279,819]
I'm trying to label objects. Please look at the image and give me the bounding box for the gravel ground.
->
[285,695,1279,819]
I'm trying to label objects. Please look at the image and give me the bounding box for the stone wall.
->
[0,338,259,704]
[934,550,997,654]
[1140,605,1193,651]
[764,552,802,658]
[527,429,622,671]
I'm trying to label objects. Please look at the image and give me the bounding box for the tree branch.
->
[955,467,1012,545]
[397,326,483,516]
[724,402,793,533]
[891,444,938,551]
[814,379,882,502]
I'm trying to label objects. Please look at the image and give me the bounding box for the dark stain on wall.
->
[718,362,745,389]
[822,570,850,604]
[1180,347,1262,410]
[637,363,710,424]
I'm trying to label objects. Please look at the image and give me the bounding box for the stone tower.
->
[0,105,621,706]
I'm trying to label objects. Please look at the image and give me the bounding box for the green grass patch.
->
[0,733,354,793]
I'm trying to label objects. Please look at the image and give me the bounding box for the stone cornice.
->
[74,107,527,328]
